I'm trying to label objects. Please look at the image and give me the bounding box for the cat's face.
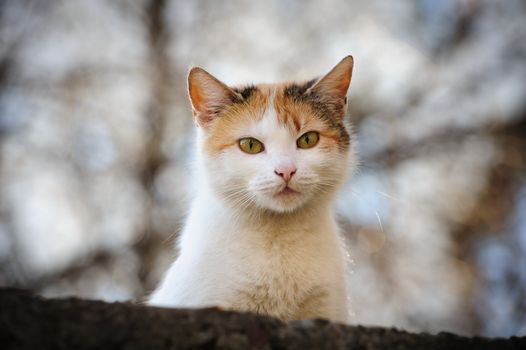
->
[189,56,354,213]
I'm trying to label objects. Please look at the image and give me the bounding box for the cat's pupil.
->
[305,135,309,144]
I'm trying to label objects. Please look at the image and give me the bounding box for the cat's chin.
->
[256,191,311,214]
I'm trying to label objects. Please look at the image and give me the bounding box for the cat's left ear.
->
[308,55,354,104]
[188,67,238,128]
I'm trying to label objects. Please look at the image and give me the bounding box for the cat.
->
[148,56,355,323]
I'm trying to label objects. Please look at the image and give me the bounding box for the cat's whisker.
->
[161,230,178,246]
[251,184,283,194]
[309,183,337,197]
[375,211,384,233]
[350,189,361,199]
[222,185,252,199]
[375,190,402,203]
[251,181,280,190]
[232,190,257,208]
[223,190,247,201]
[309,180,339,191]
[229,193,251,207]
[298,175,317,181]
[223,192,248,201]
[315,179,339,185]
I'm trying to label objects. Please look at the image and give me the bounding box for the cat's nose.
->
[274,163,297,182]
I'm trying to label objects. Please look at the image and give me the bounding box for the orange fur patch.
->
[274,85,307,133]
[205,88,270,154]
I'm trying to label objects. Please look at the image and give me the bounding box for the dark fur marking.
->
[233,85,258,101]
[283,78,318,99]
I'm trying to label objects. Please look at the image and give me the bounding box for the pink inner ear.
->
[337,72,352,97]
[189,82,206,113]
[188,67,237,126]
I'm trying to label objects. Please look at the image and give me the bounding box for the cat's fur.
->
[148,56,355,323]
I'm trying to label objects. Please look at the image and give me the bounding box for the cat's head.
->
[188,56,354,214]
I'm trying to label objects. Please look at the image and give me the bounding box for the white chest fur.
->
[148,192,349,323]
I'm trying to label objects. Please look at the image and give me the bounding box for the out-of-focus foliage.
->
[0,0,525,337]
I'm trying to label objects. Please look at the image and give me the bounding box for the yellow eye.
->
[239,137,264,154]
[297,131,319,149]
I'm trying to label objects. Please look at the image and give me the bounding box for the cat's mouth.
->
[275,186,299,197]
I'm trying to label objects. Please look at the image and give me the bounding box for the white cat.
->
[149,56,355,323]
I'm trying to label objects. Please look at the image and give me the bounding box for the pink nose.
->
[274,163,297,182]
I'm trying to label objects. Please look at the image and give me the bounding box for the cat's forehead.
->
[232,79,318,100]
[204,81,349,153]
[226,83,323,132]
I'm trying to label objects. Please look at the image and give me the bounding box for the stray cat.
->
[149,56,355,323]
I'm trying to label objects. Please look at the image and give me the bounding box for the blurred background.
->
[1,0,525,337]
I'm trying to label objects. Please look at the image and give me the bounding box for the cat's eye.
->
[239,137,264,154]
[297,131,319,149]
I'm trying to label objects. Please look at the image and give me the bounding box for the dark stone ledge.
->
[0,288,524,349]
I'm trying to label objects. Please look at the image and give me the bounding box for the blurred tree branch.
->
[143,0,169,186]
[363,116,526,166]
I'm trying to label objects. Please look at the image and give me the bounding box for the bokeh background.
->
[1,0,525,337]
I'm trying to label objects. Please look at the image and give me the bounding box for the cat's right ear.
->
[188,67,237,128]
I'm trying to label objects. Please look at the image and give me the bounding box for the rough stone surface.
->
[0,289,524,349]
